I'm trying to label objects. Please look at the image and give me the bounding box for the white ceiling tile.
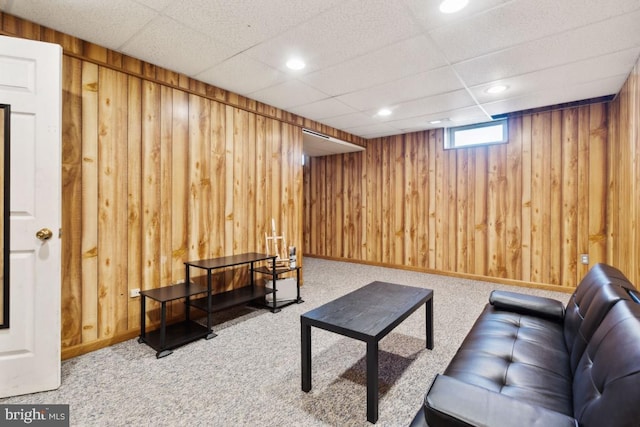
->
[481,74,628,117]
[336,66,464,111]
[196,55,287,96]
[2,0,158,50]
[134,0,173,12]
[430,0,640,63]
[244,0,424,73]
[376,90,478,121]
[120,16,237,76]
[319,112,380,130]
[345,122,400,139]
[454,10,640,86]
[471,48,640,104]
[403,0,511,31]
[3,0,639,140]
[386,105,490,132]
[248,80,329,110]
[287,98,357,121]
[164,0,343,52]
[300,35,448,96]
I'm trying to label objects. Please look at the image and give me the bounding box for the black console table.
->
[139,252,303,358]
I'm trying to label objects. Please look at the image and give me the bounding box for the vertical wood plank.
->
[80,61,99,342]
[61,56,83,347]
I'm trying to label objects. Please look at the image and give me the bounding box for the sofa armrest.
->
[424,374,577,427]
[489,290,565,321]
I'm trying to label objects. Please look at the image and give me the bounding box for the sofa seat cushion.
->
[444,305,573,416]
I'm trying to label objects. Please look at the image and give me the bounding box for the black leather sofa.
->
[411,263,640,427]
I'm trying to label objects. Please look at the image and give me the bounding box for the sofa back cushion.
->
[572,300,640,427]
[563,264,633,372]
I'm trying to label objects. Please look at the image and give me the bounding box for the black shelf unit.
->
[138,252,290,358]
[253,265,304,310]
[138,282,212,358]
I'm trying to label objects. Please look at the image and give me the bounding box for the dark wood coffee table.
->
[301,281,434,423]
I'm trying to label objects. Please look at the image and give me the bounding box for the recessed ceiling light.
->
[429,120,442,124]
[286,58,306,70]
[377,108,392,117]
[439,0,469,14]
[486,84,508,94]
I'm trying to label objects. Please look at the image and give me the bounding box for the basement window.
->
[445,119,508,149]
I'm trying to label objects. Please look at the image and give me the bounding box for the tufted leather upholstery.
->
[411,264,639,427]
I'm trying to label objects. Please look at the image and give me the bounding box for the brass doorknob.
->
[36,228,53,241]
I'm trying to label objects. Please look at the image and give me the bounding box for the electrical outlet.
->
[130,288,140,298]
[580,254,589,265]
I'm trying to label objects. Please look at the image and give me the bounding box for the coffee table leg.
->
[301,320,312,392]
[366,340,379,423]
[426,297,434,350]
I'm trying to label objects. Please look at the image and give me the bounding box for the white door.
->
[0,35,62,398]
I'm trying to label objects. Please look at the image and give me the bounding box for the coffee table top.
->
[301,281,433,342]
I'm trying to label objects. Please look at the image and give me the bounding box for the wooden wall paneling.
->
[170,89,189,319]
[393,136,405,265]
[343,153,354,259]
[633,63,640,284]
[208,101,225,259]
[606,99,618,267]
[318,158,327,255]
[281,121,293,257]
[126,75,143,328]
[549,111,563,285]
[334,153,342,258]
[487,142,507,278]
[367,140,386,262]
[160,86,173,288]
[428,131,437,269]
[473,145,488,276]
[285,123,302,260]
[380,139,390,263]
[364,143,373,261]
[404,135,417,266]
[141,80,161,323]
[561,108,579,287]
[291,124,304,264]
[445,144,457,272]
[530,113,544,282]
[456,148,468,273]
[247,113,257,254]
[159,86,175,319]
[358,150,366,261]
[61,55,83,347]
[80,61,99,342]
[506,117,523,280]
[466,148,476,274]
[520,115,532,282]
[2,12,42,40]
[232,108,251,256]
[586,103,607,267]
[434,135,445,270]
[615,69,633,277]
[576,106,591,280]
[417,133,429,268]
[268,119,283,257]
[188,95,206,264]
[255,116,268,255]
[302,160,310,254]
[97,67,129,337]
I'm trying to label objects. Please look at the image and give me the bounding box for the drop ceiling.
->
[1,0,639,139]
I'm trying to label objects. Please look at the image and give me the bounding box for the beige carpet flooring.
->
[0,258,570,426]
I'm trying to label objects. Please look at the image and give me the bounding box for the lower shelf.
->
[139,320,211,357]
[190,285,273,312]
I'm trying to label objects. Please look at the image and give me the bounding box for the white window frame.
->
[445,119,508,149]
